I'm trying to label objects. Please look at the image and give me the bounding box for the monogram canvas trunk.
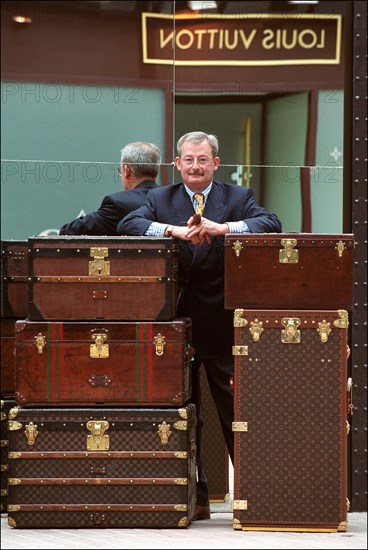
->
[7,405,196,529]
[1,398,16,514]
[224,233,354,310]
[232,308,350,532]
[15,318,193,407]
[27,236,178,321]
[1,240,28,318]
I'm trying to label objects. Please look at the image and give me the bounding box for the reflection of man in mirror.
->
[59,142,160,236]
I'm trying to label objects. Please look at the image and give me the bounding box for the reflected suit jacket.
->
[59,180,158,236]
[117,181,282,358]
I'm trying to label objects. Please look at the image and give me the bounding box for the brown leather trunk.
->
[1,398,15,514]
[1,240,28,318]
[200,367,229,502]
[27,236,178,321]
[1,318,16,396]
[224,233,354,310]
[232,308,350,532]
[15,318,193,407]
[7,405,197,528]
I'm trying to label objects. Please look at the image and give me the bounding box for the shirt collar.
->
[184,183,212,202]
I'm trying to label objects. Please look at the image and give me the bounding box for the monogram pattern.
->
[233,312,347,529]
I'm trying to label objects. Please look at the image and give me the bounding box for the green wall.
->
[264,93,308,232]
[1,82,165,239]
[1,83,344,239]
[311,90,344,233]
[264,90,344,232]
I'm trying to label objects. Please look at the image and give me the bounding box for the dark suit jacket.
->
[117,181,282,358]
[59,180,158,235]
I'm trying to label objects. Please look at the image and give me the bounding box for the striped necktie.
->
[193,193,205,215]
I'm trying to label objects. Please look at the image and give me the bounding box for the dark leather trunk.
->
[1,240,28,318]
[1,318,16,396]
[225,233,354,310]
[27,236,178,321]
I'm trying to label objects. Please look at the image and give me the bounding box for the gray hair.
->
[177,132,219,157]
[120,142,161,178]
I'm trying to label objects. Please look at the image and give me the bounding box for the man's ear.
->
[213,156,220,171]
[175,157,181,170]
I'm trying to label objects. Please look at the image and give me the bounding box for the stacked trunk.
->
[224,233,354,533]
[1,240,28,513]
[3,235,229,528]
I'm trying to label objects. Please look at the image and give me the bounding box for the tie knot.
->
[193,193,204,215]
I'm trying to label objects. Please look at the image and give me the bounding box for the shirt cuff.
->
[226,221,250,233]
[144,222,168,236]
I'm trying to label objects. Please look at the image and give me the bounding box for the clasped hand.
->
[174,215,228,245]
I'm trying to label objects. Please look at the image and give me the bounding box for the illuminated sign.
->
[142,13,342,66]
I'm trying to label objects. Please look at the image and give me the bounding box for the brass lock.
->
[90,333,109,358]
[281,317,301,343]
[86,420,109,451]
[89,247,110,276]
[279,238,298,263]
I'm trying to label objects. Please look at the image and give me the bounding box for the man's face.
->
[175,140,220,191]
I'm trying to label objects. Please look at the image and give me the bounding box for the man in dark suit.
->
[117,131,282,521]
[59,141,160,235]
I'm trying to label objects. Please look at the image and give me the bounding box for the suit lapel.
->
[171,185,194,226]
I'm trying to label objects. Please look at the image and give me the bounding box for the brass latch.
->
[317,320,332,343]
[8,478,21,485]
[153,333,166,356]
[90,333,109,358]
[86,420,109,451]
[89,247,110,276]
[279,238,298,263]
[335,240,345,257]
[249,320,263,342]
[281,318,301,343]
[173,420,188,431]
[25,422,38,446]
[234,309,248,327]
[8,420,22,431]
[34,333,46,354]
[232,500,248,510]
[232,346,248,356]
[232,239,243,257]
[232,422,248,432]
[158,421,172,445]
[333,309,349,329]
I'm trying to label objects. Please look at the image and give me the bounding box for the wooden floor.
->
[1,509,367,550]
[2,463,367,549]
[2,465,367,550]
